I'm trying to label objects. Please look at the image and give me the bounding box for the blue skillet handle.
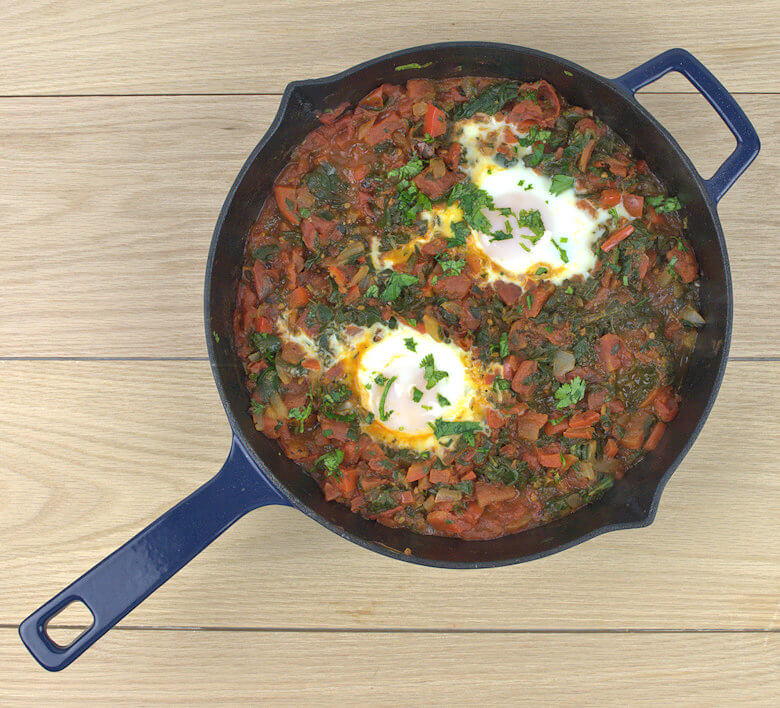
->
[19,437,289,671]
[614,48,760,203]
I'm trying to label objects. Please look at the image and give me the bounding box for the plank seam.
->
[2,625,776,633]
[0,92,775,99]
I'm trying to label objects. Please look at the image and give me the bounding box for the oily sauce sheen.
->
[233,77,701,540]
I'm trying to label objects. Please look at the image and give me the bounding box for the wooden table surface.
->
[1,2,778,705]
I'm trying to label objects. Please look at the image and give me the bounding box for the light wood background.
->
[1,2,778,705]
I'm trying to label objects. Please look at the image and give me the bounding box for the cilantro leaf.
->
[647,195,682,213]
[288,396,313,432]
[549,174,575,195]
[438,257,465,275]
[517,125,552,148]
[499,332,509,359]
[448,220,470,247]
[315,449,344,478]
[387,157,424,181]
[412,386,424,403]
[429,419,482,440]
[380,271,418,301]
[554,377,586,409]
[447,182,495,234]
[437,393,451,407]
[378,375,396,422]
[404,337,417,352]
[420,353,449,389]
[515,209,545,240]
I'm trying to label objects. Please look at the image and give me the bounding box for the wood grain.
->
[2,629,777,706]
[0,95,776,357]
[2,1,778,95]
[2,360,777,631]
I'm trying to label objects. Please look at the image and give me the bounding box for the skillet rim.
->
[204,41,733,568]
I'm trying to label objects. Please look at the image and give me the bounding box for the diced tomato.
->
[511,360,538,397]
[563,426,594,439]
[360,85,385,110]
[653,387,679,422]
[301,219,318,250]
[288,286,309,309]
[643,422,666,451]
[399,491,415,505]
[601,224,635,252]
[432,273,472,299]
[620,414,647,450]
[568,410,600,428]
[537,447,576,470]
[252,315,273,334]
[516,410,548,441]
[318,102,349,125]
[474,482,517,507]
[600,189,621,208]
[587,389,608,410]
[622,193,644,217]
[544,417,569,435]
[405,462,430,483]
[364,112,406,145]
[495,280,523,306]
[423,103,447,138]
[429,468,454,485]
[273,185,299,224]
[667,247,699,283]
[443,142,462,170]
[427,501,483,534]
[579,138,595,171]
[604,438,618,459]
[598,333,622,372]
[485,408,505,429]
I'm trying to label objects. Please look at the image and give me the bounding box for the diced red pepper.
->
[423,103,447,138]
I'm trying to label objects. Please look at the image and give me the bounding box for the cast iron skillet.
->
[20,43,759,670]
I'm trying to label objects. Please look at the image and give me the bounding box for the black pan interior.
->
[205,43,731,567]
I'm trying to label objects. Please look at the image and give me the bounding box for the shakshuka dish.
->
[233,76,702,540]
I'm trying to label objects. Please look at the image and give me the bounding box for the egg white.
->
[455,117,628,285]
[342,323,492,452]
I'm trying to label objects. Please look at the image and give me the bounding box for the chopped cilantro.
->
[551,237,569,263]
[554,377,586,409]
[499,332,509,359]
[515,209,545,240]
[315,449,344,478]
[448,220,470,247]
[420,353,449,389]
[378,375,396,421]
[437,393,451,407]
[447,182,495,234]
[404,337,417,352]
[647,195,682,213]
[364,284,379,298]
[412,387,424,403]
[493,376,511,391]
[429,419,482,440]
[387,157,424,181]
[549,174,575,195]
[288,396,313,432]
[438,257,466,275]
[380,271,418,301]
[394,62,433,71]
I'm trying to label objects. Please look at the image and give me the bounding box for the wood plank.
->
[2,1,778,94]
[0,95,776,357]
[1,360,777,630]
[2,629,777,706]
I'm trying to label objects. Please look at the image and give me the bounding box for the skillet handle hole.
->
[42,599,95,649]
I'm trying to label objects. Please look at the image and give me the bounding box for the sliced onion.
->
[269,392,288,419]
[336,241,365,264]
[348,264,369,288]
[434,488,463,504]
[552,349,576,378]
[680,304,705,327]
[423,314,441,341]
[592,457,619,476]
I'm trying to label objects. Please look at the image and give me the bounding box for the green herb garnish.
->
[549,174,575,195]
[420,353,449,389]
[554,377,586,409]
